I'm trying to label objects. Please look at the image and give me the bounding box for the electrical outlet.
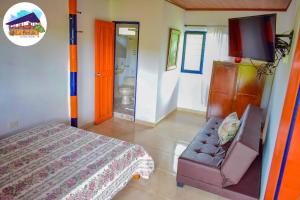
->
[9,121,19,130]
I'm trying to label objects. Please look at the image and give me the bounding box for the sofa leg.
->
[177,182,184,188]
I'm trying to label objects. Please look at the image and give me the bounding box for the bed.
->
[0,122,154,200]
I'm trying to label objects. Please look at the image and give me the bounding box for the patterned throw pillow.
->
[218,112,241,145]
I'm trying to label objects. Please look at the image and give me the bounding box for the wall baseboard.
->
[80,122,95,130]
[81,107,206,129]
[155,108,177,125]
[177,107,206,115]
[135,120,156,127]
[135,108,177,127]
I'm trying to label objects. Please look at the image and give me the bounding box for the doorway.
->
[113,22,139,121]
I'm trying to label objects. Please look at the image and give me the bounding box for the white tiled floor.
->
[87,111,228,200]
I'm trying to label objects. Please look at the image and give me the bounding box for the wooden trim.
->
[165,0,291,12]
[165,0,185,10]
[285,0,293,11]
[185,7,287,11]
[166,28,181,71]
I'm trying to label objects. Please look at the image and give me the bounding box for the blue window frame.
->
[181,31,206,74]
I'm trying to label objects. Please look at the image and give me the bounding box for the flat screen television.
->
[229,14,276,62]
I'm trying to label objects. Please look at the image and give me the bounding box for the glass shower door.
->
[114,22,139,121]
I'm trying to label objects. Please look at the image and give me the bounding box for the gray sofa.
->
[176,105,263,200]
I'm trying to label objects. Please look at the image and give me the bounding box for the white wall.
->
[261,0,300,198]
[0,0,186,134]
[178,2,298,112]
[156,2,185,121]
[110,0,163,123]
[76,0,185,125]
[0,0,112,135]
[77,0,111,127]
[110,0,185,124]
[0,0,69,136]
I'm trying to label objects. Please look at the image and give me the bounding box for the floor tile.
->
[87,111,228,200]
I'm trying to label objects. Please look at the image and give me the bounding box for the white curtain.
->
[197,27,230,109]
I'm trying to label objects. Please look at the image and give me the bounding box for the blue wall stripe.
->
[70,72,77,96]
[69,14,77,45]
[71,118,78,127]
[274,84,300,200]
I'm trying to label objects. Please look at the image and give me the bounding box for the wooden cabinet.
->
[207,61,265,119]
[207,62,238,119]
[234,64,265,117]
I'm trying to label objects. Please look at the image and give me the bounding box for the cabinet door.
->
[235,64,265,117]
[207,61,238,119]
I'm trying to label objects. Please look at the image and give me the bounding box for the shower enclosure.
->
[114,22,139,121]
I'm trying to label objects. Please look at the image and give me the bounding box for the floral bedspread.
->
[0,122,154,200]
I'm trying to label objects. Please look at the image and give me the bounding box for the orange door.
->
[95,20,115,124]
[265,28,300,200]
[278,102,300,199]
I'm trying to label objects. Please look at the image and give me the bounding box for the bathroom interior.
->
[114,22,139,121]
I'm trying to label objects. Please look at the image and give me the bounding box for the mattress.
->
[0,122,154,200]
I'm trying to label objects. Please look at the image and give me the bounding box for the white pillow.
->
[218,112,241,145]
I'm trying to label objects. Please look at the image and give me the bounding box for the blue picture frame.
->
[181,31,207,74]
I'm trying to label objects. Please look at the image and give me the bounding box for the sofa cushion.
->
[221,105,262,187]
[178,118,230,187]
[180,118,227,168]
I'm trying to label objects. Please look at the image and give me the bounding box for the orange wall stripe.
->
[264,28,300,199]
[70,45,78,72]
[69,0,77,15]
[70,96,78,118]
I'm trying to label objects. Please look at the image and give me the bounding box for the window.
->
[181,31,206,74]
[118,27,136,36]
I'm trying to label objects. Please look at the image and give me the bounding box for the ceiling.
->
[166,0,292,11]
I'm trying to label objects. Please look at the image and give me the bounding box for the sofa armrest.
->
[221,105,262,187]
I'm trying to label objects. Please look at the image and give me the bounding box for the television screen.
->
[229,14,276,62]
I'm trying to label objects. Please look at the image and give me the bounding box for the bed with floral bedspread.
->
[0,122,154,200]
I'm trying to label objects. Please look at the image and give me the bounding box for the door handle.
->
[96,73,102,77]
